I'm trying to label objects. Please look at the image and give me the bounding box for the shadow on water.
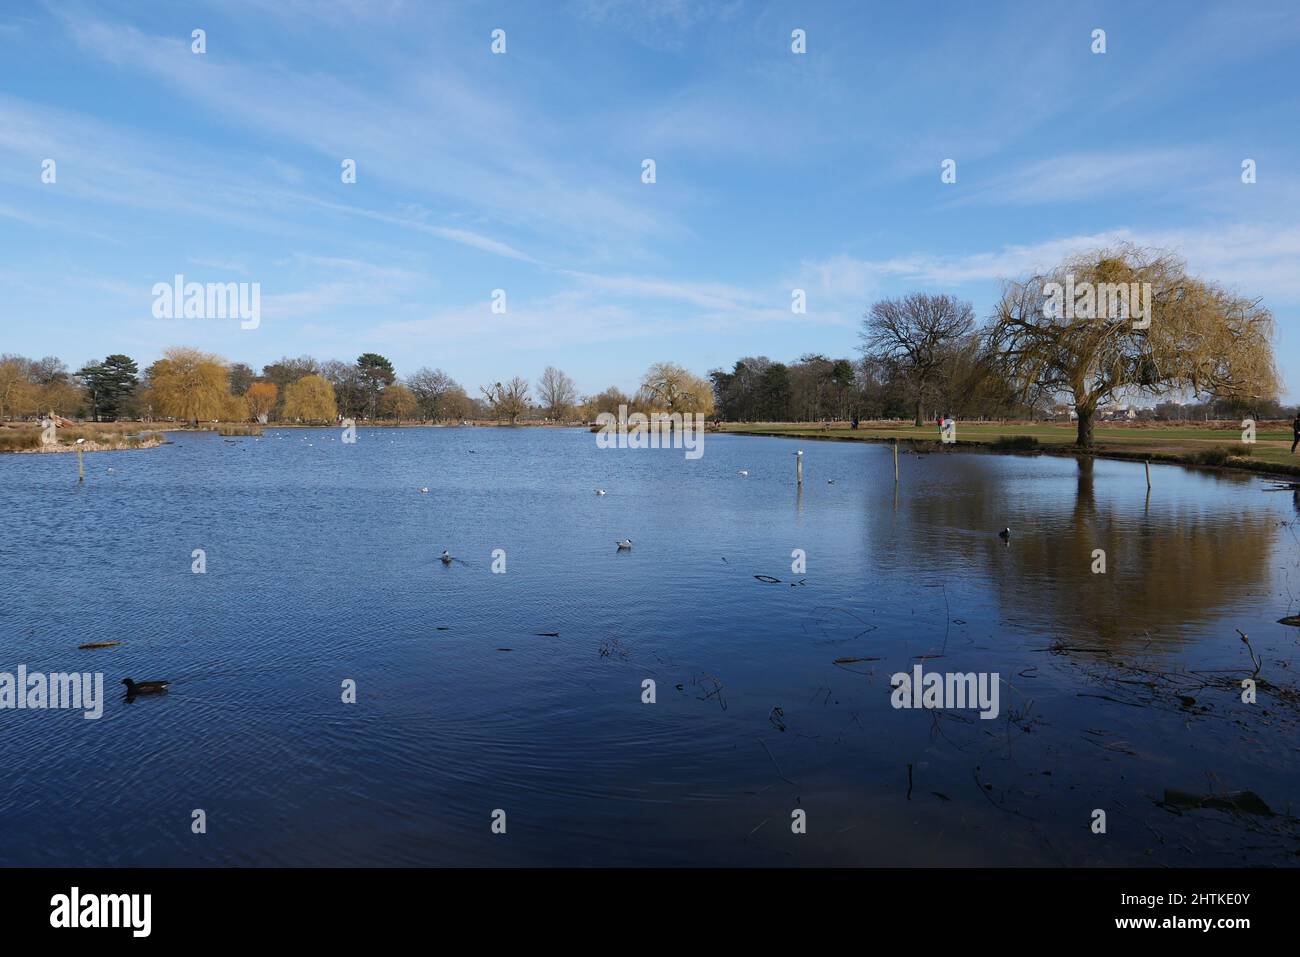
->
[872,455,1279,650]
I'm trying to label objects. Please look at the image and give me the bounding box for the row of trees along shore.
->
[716,245,1280,447]
[0,350,715,428]
[0,246,1282,448]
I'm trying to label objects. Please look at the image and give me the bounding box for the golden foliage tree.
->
[245,382,278,422]
[380,383,418,420]
[40,379,84,416]
[987,245,1280,447]
[440,386,472,421]
[281,374,337,423]
[222,393,250,422]
[579,386,631,421]
[0,356,38,419]
[638,362,715,416]
[147,347,230,425]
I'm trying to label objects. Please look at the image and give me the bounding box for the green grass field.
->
[723,421,1300,474]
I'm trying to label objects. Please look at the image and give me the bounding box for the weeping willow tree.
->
[987,245,1279,447]
[146,347,230,425]
[281,374,337,423]
[638,362,716,415]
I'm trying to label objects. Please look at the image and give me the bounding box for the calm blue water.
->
[1,427,1297,866]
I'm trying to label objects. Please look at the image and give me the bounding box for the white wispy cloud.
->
[944,149,1214,207]
[57,13,675,261]
[188,257,250,274]
[571,0,745,53]
[798,224,1300,308]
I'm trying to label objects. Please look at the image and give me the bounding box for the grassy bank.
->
[0,422,168,453]
[721,420,1300,477]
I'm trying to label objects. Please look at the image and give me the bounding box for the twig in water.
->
[756,737,797,786]
[1237,629,1262,675]
[941,584,951,655]
[971,765,1032,820]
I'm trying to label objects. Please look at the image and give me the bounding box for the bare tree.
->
[407,367,462,420]
[536,366,577,420]
[860,293,975,426]
[321,359,364,419]
[480,377,531,425]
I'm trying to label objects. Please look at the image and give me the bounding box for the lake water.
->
[1,427,1297,866]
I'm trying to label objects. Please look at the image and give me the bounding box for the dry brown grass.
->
[0,421,167,452]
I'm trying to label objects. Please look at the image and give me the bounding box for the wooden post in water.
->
[893,439,899,483]
[76,445,85,483]
[1144,460,1151,490]
[795,450,803,486]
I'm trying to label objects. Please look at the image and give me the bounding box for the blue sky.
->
[2,0,1299,398]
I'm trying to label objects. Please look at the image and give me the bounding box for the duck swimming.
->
[615,539,633,550]
[121,678,169,696]
[998,527,1011,541]
[440,550,454,565]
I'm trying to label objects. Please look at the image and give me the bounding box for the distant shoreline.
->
[723,422,1300,480]
[5,418,1299,480]
[0,419,585,453]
